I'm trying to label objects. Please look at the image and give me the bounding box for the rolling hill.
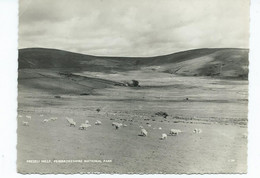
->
[19,48,249,79]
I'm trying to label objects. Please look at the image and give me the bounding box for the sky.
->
[19,0,250,57]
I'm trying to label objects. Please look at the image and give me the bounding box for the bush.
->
[127,80,140,87]
[155,111,168,118]
[132,80,140,87]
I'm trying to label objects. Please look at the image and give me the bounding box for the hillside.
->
[18,48,249,79]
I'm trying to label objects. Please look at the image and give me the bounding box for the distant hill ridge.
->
[18,48,249,79]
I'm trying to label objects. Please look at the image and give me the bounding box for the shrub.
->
[155,111,168,118]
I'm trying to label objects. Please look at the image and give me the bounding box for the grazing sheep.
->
[70,121,76,127]
[85,120,89,124]
[112,122,118,126]
[95,120,102,125]
[79,123,91,130]
[193,128,202,133]
[115,124,120,130]
[158,127,162,130]
[50,117,58,121]
[161,133,167,140]
[112,122,122,129]
[139,125,144,129]
[147,124,152,127]
[228,159,235,163]
[66,118,76,127]
[123,124,127,127]
[43,119,49,123]
[140,128,148,136]
[26,115,31,119]
[18,115,23,118]
[22,121,29,126]
[169,129,181,136]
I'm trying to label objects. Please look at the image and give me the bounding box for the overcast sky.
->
[19,0,250,57]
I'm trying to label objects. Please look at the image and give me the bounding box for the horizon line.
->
[18,47,249,58]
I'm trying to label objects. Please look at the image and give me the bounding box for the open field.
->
[17,48,248,173]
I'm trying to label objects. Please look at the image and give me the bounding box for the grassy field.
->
[17,67,248,173]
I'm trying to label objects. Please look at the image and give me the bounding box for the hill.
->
[18,48,249,79]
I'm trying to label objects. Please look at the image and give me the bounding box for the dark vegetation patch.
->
[154,111,169,118]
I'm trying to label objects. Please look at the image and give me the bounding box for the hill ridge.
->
[18,47,249,79]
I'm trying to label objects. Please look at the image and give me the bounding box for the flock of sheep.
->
[19,112,202,140]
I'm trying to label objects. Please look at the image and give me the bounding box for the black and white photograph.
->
[17,0,249,174]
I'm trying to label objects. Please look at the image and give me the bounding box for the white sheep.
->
[85,120,89,124]
[123,124,127,127]
[169,129,181,136]
[22,121,29,126]
[193,128,202,133]
[43,119,49,123]
[112,122,118,126]
[140,128,148,136]
[79,123,91,130]
[158,127,162,130]
[26,115,31,119]
[160,133,167,140]
[95,120,102,125]
[50,117,58,121]
[18,115,23,118]
[112,122,122,129]
[66,118,76,127]
[147,124,152,127]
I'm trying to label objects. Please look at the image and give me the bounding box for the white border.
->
[0,0,259,177]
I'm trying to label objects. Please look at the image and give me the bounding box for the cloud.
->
[19,0,250,57]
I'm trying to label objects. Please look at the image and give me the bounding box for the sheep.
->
[85,120,89,124]
[139,125,144,129]
[112,122,122,129]
[169,129,181,136]
[193,128,202,133]
[50,117,58,121]
[115,124,120,130]
[22,121,29,126]
[112,122,118,126]
[18,115,23,118]
[160,133,167,140]
[123,124,127,127]
[70,121,76,127]
[147,124,152,127]
[79,123,91,130]
[140,128,148,136]
[26,115,31,119]
[66,118,76,127]
[43,119,49,123]
[228,159,235,163]
[95,120,102,125]
[158,127,162,130]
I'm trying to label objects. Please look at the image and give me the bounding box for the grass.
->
[17,68,247,173]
